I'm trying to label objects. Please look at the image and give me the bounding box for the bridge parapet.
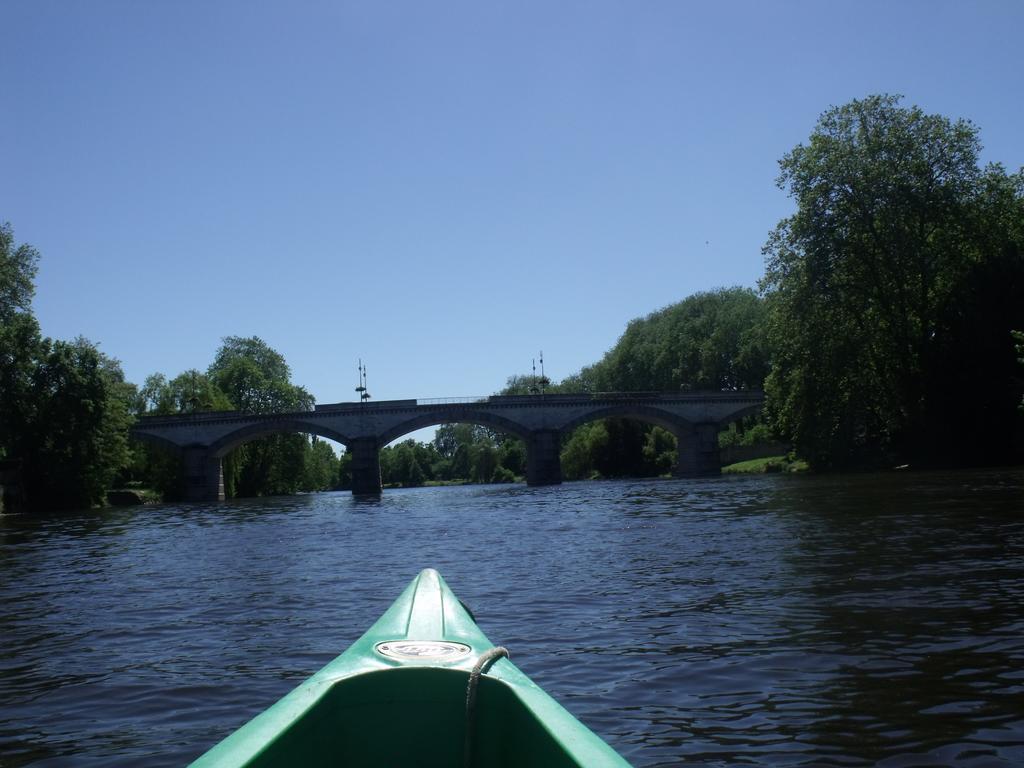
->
[314,399,419,412]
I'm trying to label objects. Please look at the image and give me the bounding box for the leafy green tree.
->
[642,426,677,474]
[718,419,774,448]
[923,169,1024,463]
[430,455,453,481]
[137,373,168,414]
[405,454,426,487]
[207,336,315,497]
[337,451,353,490]
[491,466,516,483]
[471,442,498,484]
[0,223,42,463]
[19,338,134,510]
[378,440,429,487]
[209,336,293,386]
[580,287,768,392]
[498,439,526,477]
[501,374,533,395]
[302,437,339,491]
[762,94,1024,467]
[430,423,524,482]
[1,225,135,510]
[0,222,39,323]
[143,370,233,415]
[0,312,42,462]
[560,422,606,480]
[390,440,427,487]
[558,419,676,481]
[432,424,460,459]
[433,424,487,456]
[450,443,471,479]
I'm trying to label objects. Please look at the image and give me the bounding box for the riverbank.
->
[722,455,809,474]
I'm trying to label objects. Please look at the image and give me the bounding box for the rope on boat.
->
[463,645,509,768]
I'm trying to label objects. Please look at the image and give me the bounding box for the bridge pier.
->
[182,447,224,502]
[526,429,562,486]
[673,423,721,477]
[349,437,383,495]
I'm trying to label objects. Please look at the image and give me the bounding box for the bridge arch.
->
[377,409,532,448]
[558,404,695,437]
[556,404,729,481]
[208,419,353,458]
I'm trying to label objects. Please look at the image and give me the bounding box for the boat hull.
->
[188,569,631,767]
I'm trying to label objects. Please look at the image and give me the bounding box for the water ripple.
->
[1,469,1023,766]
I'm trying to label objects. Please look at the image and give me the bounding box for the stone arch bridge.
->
[131,391,764,500]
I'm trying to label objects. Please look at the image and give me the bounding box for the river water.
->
[1,470,1022,767]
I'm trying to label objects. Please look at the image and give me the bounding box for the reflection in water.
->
[1,470,1022,766]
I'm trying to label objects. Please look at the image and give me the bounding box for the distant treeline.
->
[2,94,1022,510]
[355,424,525,489]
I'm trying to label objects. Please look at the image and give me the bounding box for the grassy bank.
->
[722,456,809,474]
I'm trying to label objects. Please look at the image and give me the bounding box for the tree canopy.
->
[761,94,1024,468]
[1,223,136,510]
[577,287,768,393]
[0,222,39,323]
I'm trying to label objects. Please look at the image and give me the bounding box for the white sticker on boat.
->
[375,640,472,661]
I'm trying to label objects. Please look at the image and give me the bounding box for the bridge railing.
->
[416,396,490,406]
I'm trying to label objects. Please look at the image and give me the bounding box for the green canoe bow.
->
[189,568,632,767]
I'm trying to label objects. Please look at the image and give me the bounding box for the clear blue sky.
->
[3,1,1023,409]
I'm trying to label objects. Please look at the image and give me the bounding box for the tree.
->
[0,222,39,323]
[209,338,312,414]
[302,437,339,491]
[142,370,233,415]
[580,287,768,393]
[337,451,353,490]
[1,224,135,510]
[207,336,315,497]
[432,424,462,459]
[762,95,1024,467]
[450,443,471,479]
[642,426,677,474]
[431,423,524,482]
[389,440,427,487]
[498,439,526,477]
[0,223,43,462]
[471,442,498,484]
[209,336,292,386]
[20,338,134,510]
[561,421,607,480]
[0,312,42,461]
